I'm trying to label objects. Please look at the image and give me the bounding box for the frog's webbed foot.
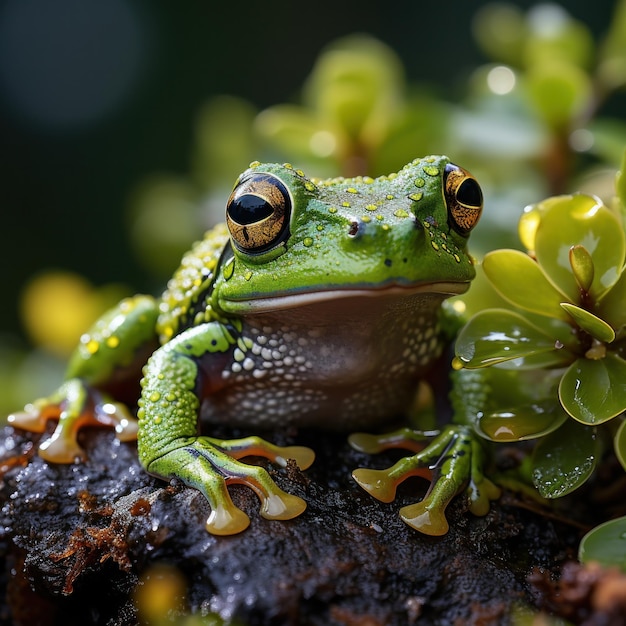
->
[146,436,315,536]
[7,379,138,463]
[350,425,500,535]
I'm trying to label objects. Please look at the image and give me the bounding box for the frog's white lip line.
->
[223,281,470,312]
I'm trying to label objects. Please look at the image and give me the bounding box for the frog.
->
[8,156,499,536]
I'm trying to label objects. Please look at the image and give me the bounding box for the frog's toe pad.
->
[351,468,398,503]
[275,446,315,471]
[206,503,251,535]
[38,433,86,464]
[399,502,449,536]
[7,406,50,433]
[348,432,387,454]
[260,491,307,521]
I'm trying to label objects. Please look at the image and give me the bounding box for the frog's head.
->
[216,156,483,315]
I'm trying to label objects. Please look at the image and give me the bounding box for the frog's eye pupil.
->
[228,194,274,225]
[457,178,482,209]
[444,163,483,235]
[226,173,291,253]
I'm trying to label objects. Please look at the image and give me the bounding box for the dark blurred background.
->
[0,0,619,341]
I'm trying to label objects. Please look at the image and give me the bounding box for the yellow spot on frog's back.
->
[394,209,410,218]
[431,241,440,251]
[342,201,351,207]
[106,336,120,349]
[328,206,338,214]
[423,166,439,176]
[304,181,315,192]
[347,188,359,194]
[409,192,423,202]
[303,237,314,247]
[365,204,377,212]
[249,160,261,168]
[244,270,253,281]
[414,178,425,188]
[86,339,99,354]
[150,392,161,402]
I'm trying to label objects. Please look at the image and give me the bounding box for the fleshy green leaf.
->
[597,268,626,332]
[535,194,626,301]
[559,355,626,424]
[477,400,568,442]
[569,245,594,292]
[455,309,570,369]
[579,516,626,571]
[560,302,616,343]
[615,419,626,473]
[482,250,569,319]
[532,420,599,498]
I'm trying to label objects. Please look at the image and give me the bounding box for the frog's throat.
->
[220,280,469,314]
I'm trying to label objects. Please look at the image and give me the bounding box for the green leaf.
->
[615,418,626,473]
[579,516,626,571]
[560,303,616,343]
[617,147,626,225]
[482,250,569,319]
[477,400,568,442]
[535,194,626,301]
[532,420,599,498]
[455,309,570,369]
[569,245,594,292]
[597,267,626,332]
[559,355,626,424]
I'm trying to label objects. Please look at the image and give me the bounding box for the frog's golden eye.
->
[226,173,291,253]
[444,163,483,235]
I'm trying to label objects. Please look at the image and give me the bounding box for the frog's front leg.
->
[137,322,315,535]
[8,295,159,462]
[350,425,500,535]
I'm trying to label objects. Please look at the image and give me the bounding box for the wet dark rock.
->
[0,424,591,625]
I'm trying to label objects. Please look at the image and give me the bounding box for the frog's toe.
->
[274,445,315,470]
[207,435,315,470]
[206,501,251,535]
[7,403,54,433]
[399,501,449,536]
[259,490,307,521]
[38,429,86,463]
[351,467,400,503]
[349,428,431,454]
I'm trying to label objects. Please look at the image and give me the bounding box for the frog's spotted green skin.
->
[8,156,491,536]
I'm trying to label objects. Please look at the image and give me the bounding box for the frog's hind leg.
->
[138,322,314,535]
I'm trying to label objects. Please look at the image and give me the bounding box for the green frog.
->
[8,156,499,536]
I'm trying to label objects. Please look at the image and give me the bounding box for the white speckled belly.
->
[200,291,446,431]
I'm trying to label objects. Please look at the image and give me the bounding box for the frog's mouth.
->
[221,280,470,314]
